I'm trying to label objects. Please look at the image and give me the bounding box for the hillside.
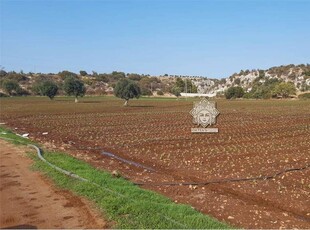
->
[0,64,309,97]
[191,64,310,96]
[223,64,310,94]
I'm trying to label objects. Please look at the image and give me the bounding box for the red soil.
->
[0,140,107,229]
[1,98,309,228]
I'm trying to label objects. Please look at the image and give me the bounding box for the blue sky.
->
[1,0,309,78]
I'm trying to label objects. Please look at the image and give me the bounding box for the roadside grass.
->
[0,126,230,229]
[0,126,34,146]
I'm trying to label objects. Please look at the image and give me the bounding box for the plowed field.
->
[1,96,309,228]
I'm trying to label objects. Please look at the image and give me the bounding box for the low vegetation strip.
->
[0,126,230,229]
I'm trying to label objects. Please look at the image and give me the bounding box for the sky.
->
[1,0,310,78]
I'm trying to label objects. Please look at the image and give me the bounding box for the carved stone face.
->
[198,109,211,125]
[190,98,219,128]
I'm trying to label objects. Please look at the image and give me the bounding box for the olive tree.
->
[272,82,296,98]
[33,80,58,99]
[171,86,181,98]
[225,86,245,99]
[114,78,141,106]
[63,77,86,102]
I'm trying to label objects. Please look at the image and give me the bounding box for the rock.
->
[42,132,48,135]
[112,170,120,178]
[22,133,29,138]
[228,216,234,219]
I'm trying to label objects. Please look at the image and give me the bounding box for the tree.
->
[175,78,185,92]
[272,82,296,98]
[258,70,265,78]
[33,80,58,99]
[58,70,77,78]
[225,86,245,99]
[128,73,142,81]
[138,77,160,95]
[171,86,181,98]
[114,78,141,106]
[79,70,88,76]
[184,79,198,93]
[246,78,282,99]
[63,77,86,102]
[1,79,21,95]
[0,70,7,78]
[157,90,164,96]
[234,78,241,85]
[111,71,126,82]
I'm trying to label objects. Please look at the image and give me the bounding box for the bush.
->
[234,78,241,85]
[225,86,245,99]
[16,87,30,96]
[272,82,296,98]
[298,93,310,99]
[157,90,164,96]
[79,70,88,76]
[96,74,109,83]
[246,78,283,99]
[5,72,27,82]
[128,73,142,81]
[58,70,78,78]
[171,86,181,97]
[1,79,21,95]
[0,70,7,78]
[141,88,152,96]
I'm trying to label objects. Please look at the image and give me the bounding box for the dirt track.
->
[0,140,107,229]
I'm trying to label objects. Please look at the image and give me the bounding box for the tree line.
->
[0,69,200,100]
[224,77,298,99]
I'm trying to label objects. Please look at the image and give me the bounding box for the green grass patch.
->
[0,126,34,146]
[0,126,230,229]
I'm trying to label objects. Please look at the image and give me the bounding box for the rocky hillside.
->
[192,64,310,96]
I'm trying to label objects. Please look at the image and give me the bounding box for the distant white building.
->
[180,93,216,98]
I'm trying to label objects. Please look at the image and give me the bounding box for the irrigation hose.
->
[0,137,188,228]
[30,143,189,227]
[67,144,310,187]
[1,136,309,188]
[2,135,310,225]
[134,164,310,186]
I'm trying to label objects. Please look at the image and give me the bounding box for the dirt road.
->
[0,139,107,229]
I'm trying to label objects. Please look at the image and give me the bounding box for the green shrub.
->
[32,80,59,99]
[171,86,181,97]
[298,93,310,99]
[225,86,245,99]
[1,79,21,95]
[271,82,296,98]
